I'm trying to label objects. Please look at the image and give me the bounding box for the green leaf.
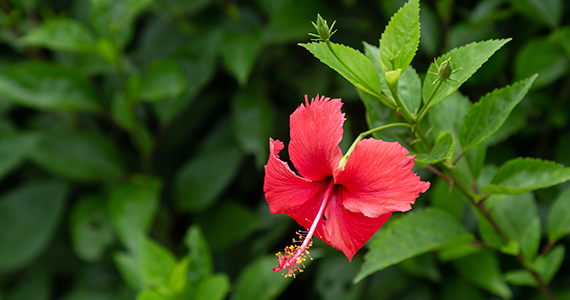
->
[356,89,406,145]
[514,38,567,89]
[422,39,510,108]
[0,180,67,272]
[465,143,486,180]
[140,60,186,102]
[478,193,540,259]
[505,245,565,287]
[459,75,537,152]
[504,269,535,287]
[316,255,365,300]
[108,175,161,251]
[441,277,485,300]
[0,62,99,111]
[548,187,570,242]
[521,218,541,261]
[89,0,153,48]
[0,132,36,180]
[194,274,231,300]
[136,290,169,300]
[184,225,213,281]
[230,255,293,300]
[413,131,454,164]
[21,18,96,52]
[95,39,119,65]
[398,66,422,117]
[196,200,260,251]
[355,208,473,282]
[398,253,441,282]
[5,273,49,300]
[363,42,396,108]
[220,29,263,86]
[167,256,191,295]
[550,26,570,56]
[437,244,481,262]
[174,140,243,212]
[484,106,527,147]
[430,178,465,221]
[478,208,509,251]
[139,236,177,289]
[453,250,511,299]
[429,91,478,192]
[29,128,124,182]
[507,0,562,28]
[114,252,144,290]
[231,84,274,168]
[152,34,218,123]
[482,158,570,194]
[379,0,420,74]
[300,41,383,98]
[539,245,565,283]
[111,92,136,130]
[69,194,113,262]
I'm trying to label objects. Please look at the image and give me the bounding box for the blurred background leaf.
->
[0,180,67,272]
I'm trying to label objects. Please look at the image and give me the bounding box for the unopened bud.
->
[438,57,454,80]
[310,14,337,41]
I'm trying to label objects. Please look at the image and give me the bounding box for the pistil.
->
[272,181,335,277]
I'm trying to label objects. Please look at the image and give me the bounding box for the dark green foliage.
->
[0,0,570,300]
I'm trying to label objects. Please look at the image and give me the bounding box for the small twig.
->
[426,165,453,185]
[516,253,558,300]
[476,195,489,204]
[540,240,555,256]
[471,182,481,195]
[471,241,489,248]
[451,151,465,166]
[474,200,510,242]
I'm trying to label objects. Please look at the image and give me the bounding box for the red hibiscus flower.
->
[264,95,430,277]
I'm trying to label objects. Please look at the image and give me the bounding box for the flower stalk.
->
[339,122,412,170]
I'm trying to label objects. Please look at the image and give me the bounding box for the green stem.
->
[388,83,413,123]
[416,79,443,122]
[376,94,394,107]
[339,123,412,168]
[325,41,395,109]
[414,123,433,149]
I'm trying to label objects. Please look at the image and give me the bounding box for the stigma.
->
[272,231,314,277]
[272,181,334,277]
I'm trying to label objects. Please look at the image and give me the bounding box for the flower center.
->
[272,180,334,277]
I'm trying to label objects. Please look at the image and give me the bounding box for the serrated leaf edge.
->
[424,38,512,106]
[460,74,537,151]
[379,0,420,73]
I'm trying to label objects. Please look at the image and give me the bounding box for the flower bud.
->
[437,57,454,80]
[310,14,336,41]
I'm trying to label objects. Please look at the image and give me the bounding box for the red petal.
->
[322,187,392,261]
[289,95,344,181]
[282,181,330,242]
[335,138,430,218]
[264,138,327,214]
